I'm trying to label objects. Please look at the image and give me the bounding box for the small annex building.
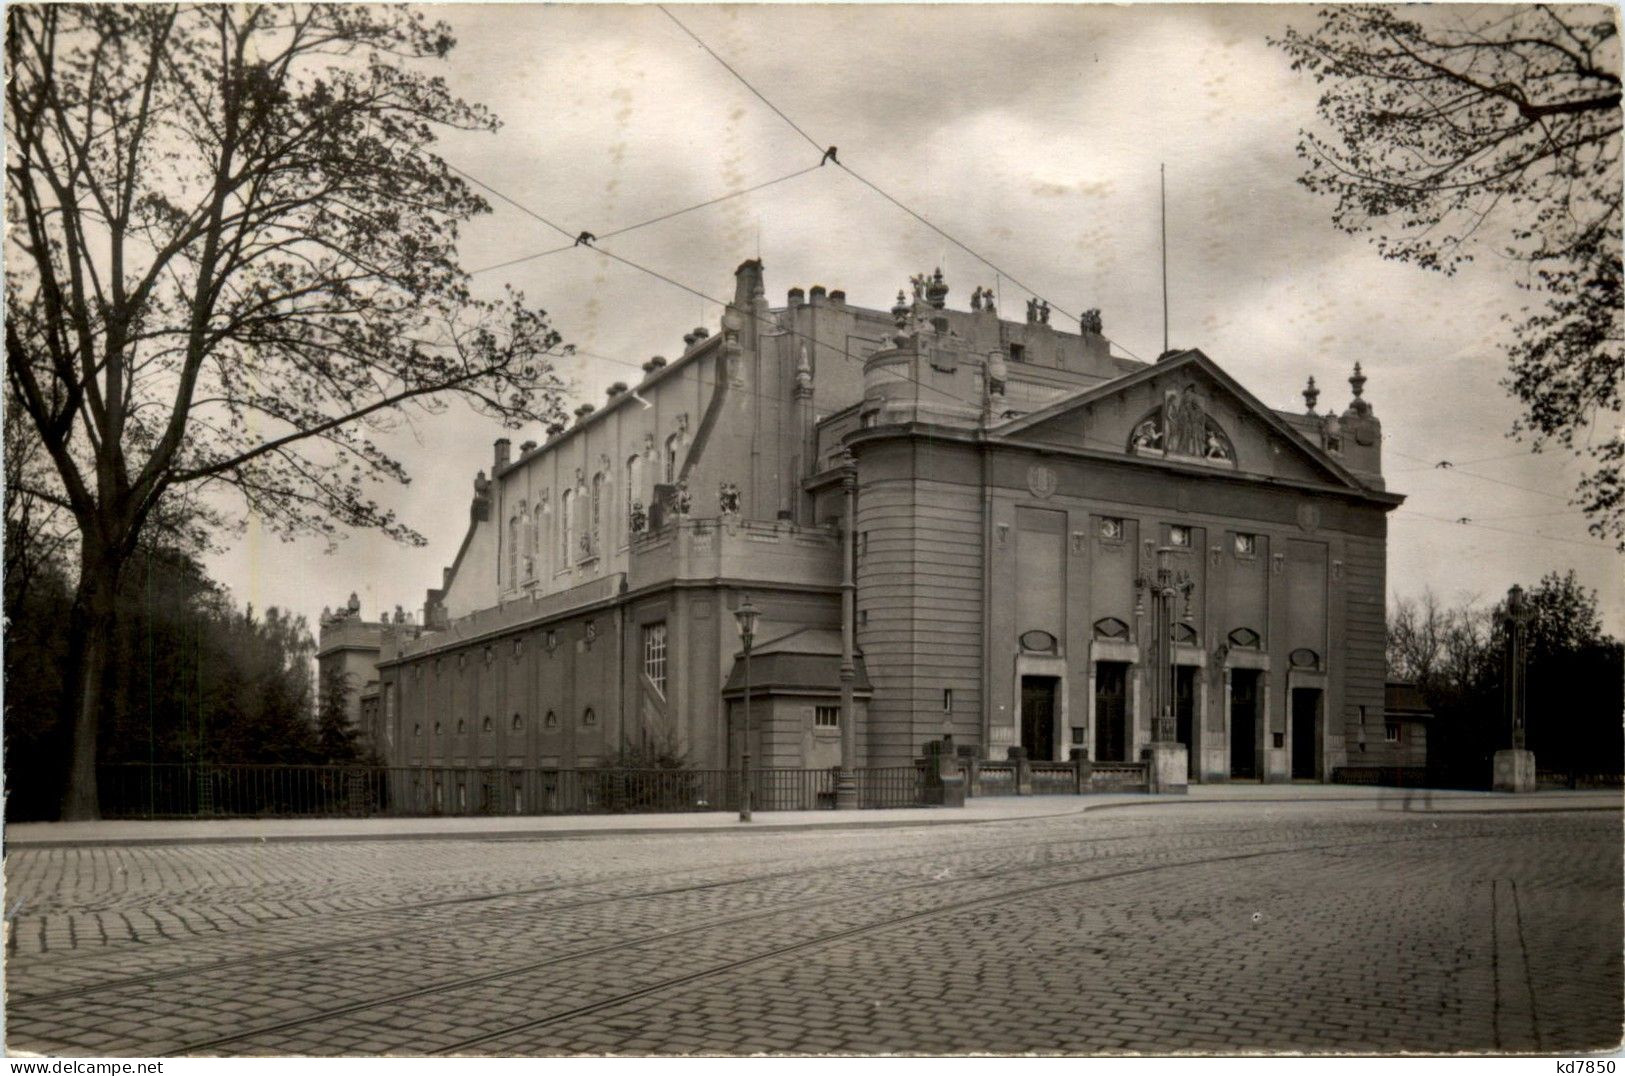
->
[357,261,1406,785]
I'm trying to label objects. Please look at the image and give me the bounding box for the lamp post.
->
[1134,546,1195,746]
[835,465,858,809]
[734,593,759,822]
[1492,583,1537,793]
[1500,584,1533,750]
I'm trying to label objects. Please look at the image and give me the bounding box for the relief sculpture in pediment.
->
[1128,384,1236,464]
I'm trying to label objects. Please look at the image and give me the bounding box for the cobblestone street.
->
[5,797,1620,1056]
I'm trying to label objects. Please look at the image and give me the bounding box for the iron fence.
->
[95,755,1146,820]
[97,763,901,819]
[98,763,392,819]
[854,765,928,809]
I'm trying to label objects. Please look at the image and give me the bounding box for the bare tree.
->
[1387,588,1495,692]
[5,5,568,818]
[1276,6,1622,547]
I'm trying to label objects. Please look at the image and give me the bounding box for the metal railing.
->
[854,765,928,809]
[98,763,392,819]
[95,763,926,819]
[94,755,1148,820]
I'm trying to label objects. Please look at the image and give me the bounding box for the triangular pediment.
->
[993,349,1368,491]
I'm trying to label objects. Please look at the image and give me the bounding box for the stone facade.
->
[367,261,1404,782]
[316,594,420,750]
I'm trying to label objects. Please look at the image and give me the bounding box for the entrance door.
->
[1175,665,1197,779]
[1094,663,1128,762]
[1229,670,1260,780]
[1021,676,1058,761]
[1292,688,1320,780]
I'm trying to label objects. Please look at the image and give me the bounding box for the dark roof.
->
[1385,680,1431,717]
[723,629,872,695]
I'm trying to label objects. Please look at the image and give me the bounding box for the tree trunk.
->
[59,558,120,821]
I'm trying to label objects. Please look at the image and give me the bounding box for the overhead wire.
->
[444,19,1605,555]
[1387,447,1542,473]
[437,153,1031,424]
[1386,447,1574,502]
[657,5,827,156]
[444,155,1615,557]
[466,163,823,276]
[653,4,1151,364]
[1391,508,1608,549]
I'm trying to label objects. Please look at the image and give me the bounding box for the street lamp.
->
[1134,546,1195,746]
[734,593,759,822]
[1499,584,1533,750]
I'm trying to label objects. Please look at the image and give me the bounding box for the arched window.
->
[433,721,443,735]
[508,513,520,584]
[456,718,466,734]
[590,472,603,557]
[560,489,574,567]
[533,502,545,570]
[544,710,558,729]
[482,715,493,733]
[626,455,643,542]
[583,707,597,726]
[512,712,523,732]
[664,434,679,483]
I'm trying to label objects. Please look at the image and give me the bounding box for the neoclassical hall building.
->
[355,260,1407,783]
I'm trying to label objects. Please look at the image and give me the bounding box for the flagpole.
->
[1161,163,1169,357]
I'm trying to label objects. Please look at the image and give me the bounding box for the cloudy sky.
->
[207,3,1623,637]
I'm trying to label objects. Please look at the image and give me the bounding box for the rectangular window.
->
[643,622,668,698]
[1169,524,1192,548]
[1234,532,1257,557]
[1009,343,1026,364]
[942,688,954,714]
[1385,722,1401,743]
[815,705,839,728]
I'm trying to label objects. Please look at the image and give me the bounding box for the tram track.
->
[7,824,1157,1005]
[5,801,1108,968]
[430,826,1538,1056]
[155,823,1502,1057]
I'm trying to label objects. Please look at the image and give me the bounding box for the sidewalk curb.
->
[6,791,1616,849]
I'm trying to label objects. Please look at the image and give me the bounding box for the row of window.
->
[409,702,847,739]
[1096,517,1259,556]
[506,438,687,586]
[402,624,669,733]
[413,709,594,737]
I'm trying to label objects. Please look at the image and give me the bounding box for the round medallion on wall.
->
[1026,464,1057,500]
[1297,502,1321,533]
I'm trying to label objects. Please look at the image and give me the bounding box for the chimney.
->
[574,403,595,423]
[682,330,697,348]
[493,438,511,470]
[546,422,565,438]
[734,258,765,308]
[829,289,846,306]
[692,326,710,341]
[642,355,668,373]
[519,440,537,454]
[607,382,628,397]
[809,285,827,305]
